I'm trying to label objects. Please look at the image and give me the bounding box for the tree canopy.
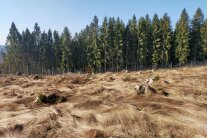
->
[1,8,207,74]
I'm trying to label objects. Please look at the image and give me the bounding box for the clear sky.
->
[0,0,207,45]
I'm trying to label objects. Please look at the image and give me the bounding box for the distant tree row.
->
[1,8,207,74]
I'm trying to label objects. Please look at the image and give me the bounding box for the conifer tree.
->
[190,8,204,62]
[53,30,61,72]
[87,16,101,72]
[129,15,138,70]
[46,29,54,71]
[71,33,79,71]
[78,28,89,72]
[152,14,162,68]
[114,17,125,71]
[108,17,116,71]
[160,13,172,67]
[5,22,23,73]
[100,16,109,72]
[124,15,138,70]
[39,31,48,71]
[170,31,176,66]
[138,17,148,68]
[32,23,41,69]
[175,9,190,65]
[201,19,207,60]
[145,15,153,68]
[21,28,34,74]
[61,27,72,72]
[123,23,130,69]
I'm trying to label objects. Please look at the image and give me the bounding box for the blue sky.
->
[0,0,207,45]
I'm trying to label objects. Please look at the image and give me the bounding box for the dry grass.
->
[0,66,207,137]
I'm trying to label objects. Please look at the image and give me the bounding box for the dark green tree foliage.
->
[61,27,72,72]
[46,29,54,71]
[152,14,162,68]
[190,8,204,62]
[21,28,34,74]
[145,15,153,68]
[138,16,151,69]
[71,32,87,72]
[160,13,172,67]
[2,8,207,74]
[100,16,109,72]
[128,15,138,70]
[70,33,78,72]
[32,23,41,68]
[108,17,116,71]
[201,19,207,59]
[53,30,62,72]
[175,9,190,65]
[5,22,22,73]
[170,30,176,65]
[87,16,101,72]
[39,31,48,70]
[123,15,138,70]
[114,18,125,71]
[123,23,130,69]
[77,29,88,72]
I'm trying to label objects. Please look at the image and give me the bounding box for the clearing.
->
[0,66,207,138]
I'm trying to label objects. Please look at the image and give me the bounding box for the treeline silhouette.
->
[0,8,207,74]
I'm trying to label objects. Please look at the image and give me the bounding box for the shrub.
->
[153,75,160,81]
[122,76,130,81]
[109,76,115,81]
[16,72,22,76]
[8,124,23,133]
[59,96,67,102]
[35,93,67,104]
[33,74,43,80]
[37,94,47,104]
[46,93,59,104]
[122,76,137,82]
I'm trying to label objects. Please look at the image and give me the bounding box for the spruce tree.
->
[114,17,125,71]
[5,22,23,73]
[108,17,116,71]
[129,15,138,70]
[138,17,148,69]
[87,16,101,72]
[175,9,190,65]
[190,8,204,62]
[39,31,48,72]
[100,16,109,72]
[78,28,88,72]
[32,23,41,70]
[61,27,72,72]
[21,28,34,74]
[145,15,153,68]
[170,30,176,66]
[46,29,54,72]
[160,13,172,67]
[123,23,130,70]
[152,14,162,68]
[53,30,62,72]
[71,33,79,72]
[201,19,207,60]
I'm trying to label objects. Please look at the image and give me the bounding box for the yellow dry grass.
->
[0,66,207,138]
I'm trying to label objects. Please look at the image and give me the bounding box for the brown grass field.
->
[0,66,207,138]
